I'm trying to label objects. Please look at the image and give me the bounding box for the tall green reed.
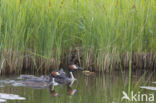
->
[0,0,155,73]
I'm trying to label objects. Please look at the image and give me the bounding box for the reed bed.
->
[0,0,155,74]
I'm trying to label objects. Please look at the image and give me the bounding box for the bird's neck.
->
[69,71,75,80]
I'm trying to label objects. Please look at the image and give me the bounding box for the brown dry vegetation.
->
[0,49,155,74]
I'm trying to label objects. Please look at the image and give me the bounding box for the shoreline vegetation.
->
[0,0,156,74]
[0,50,155,74]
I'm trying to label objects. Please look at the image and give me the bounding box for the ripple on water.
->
[0,80,16,84]
[11,81,25,87]
[0,93,26,102]
[140,86,156,91]
[0,85,4,88]
[0,98,6,102]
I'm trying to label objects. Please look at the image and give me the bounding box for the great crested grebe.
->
[49,71,61,86]
[52,64,83,85]
[19,71,61,88]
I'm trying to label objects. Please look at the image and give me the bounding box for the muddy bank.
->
[0,50,155,75]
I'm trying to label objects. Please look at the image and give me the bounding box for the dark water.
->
[0,71,156,103]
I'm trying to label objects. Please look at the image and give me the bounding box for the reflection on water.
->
[0,71,156,103]
[140,86,156,91]
[0,93,25,102]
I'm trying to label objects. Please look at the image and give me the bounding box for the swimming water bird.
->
[53,64,83,85]
[49,71,61,86]
[49,79,77,97]
[17,64,82,88]
[19,71,61,88]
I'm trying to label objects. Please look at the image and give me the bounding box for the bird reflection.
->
[67,81,78,96]
[49,79,77,97]
[49,85,59,97]
[67,86,77,96]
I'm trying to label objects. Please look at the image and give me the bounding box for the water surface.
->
[0,71,156,103]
